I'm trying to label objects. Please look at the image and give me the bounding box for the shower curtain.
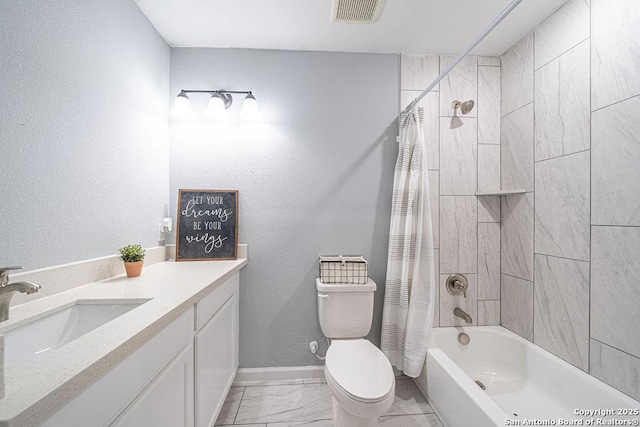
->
[381,107,436,378]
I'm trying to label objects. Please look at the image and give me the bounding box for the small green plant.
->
[118,244,146,263]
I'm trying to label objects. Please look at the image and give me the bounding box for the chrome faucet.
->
[454,307,472,324]
[0,266,41,322]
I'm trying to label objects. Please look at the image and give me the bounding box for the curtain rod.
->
[400,0,525,116]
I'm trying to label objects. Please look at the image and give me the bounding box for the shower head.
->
[452,100,475,115]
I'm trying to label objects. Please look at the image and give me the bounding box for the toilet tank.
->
[316,278,376,339]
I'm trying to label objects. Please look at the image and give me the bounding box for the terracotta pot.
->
[124,261,144,278]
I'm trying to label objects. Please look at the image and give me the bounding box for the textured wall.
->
[399,54,502,329]
[169,48,399,368]
[499,0,640,400]
[0,0,170,271]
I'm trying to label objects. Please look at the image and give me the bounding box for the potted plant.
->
[118,244,146,278]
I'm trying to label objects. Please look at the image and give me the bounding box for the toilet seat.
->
[325,339,395,403]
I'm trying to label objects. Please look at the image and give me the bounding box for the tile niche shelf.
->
[475,189,526,196]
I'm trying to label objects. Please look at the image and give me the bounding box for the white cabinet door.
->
[112,343,194,427]
[195,293,239,427]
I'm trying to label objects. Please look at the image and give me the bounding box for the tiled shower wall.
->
[400,54,502,328]
[499,0,640,400]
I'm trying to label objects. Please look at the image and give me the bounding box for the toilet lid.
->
[325,339,394,403]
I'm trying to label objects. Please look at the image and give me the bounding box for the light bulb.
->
[240,93,262,121]
[170,92,194,119]
[204,94,229,121]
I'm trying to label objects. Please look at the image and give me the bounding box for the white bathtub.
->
[414,326,640,427]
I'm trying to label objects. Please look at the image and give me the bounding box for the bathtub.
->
[414,326,640,427]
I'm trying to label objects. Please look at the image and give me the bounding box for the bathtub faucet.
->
[0,266,41,322]
[454,307,472,324]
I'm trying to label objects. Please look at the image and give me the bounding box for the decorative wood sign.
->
[176,189,238,261]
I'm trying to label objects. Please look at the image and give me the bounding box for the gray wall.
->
[169,48,399,367]
[0,0,171,270]
[499,0,640,400]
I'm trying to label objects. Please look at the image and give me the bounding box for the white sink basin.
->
[2,301,147,366]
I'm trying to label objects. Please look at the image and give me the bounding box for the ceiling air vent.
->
[330,0,386,23]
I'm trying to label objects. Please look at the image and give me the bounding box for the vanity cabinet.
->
[194,273,239,427]
[40,272,240,427]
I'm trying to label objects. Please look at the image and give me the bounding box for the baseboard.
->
[233,366,325,386]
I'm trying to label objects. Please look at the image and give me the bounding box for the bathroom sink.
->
[2,300,148,366]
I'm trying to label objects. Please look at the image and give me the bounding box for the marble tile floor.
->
[215,378,444,427]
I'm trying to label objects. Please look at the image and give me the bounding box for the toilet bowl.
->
[316,278,396,426]
[325,339,395,426]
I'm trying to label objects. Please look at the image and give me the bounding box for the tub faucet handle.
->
[446,274,468,298]
[454,280,467,298]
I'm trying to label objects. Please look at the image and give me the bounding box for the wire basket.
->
[319,255,368,284]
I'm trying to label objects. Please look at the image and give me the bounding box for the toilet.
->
[316,278,395,427]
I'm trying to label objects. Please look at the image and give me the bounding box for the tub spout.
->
[454,307,472,324]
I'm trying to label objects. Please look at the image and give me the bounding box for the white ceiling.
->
[133,0,570,56]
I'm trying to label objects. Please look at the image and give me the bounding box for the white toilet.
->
[316,278,395,427]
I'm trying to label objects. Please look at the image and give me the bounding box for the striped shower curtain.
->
[381,107,436,378]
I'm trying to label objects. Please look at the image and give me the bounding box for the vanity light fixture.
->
[170,90,262,120]
[169,92,194,119]
[204,92,231,120]
[239,93,261,121]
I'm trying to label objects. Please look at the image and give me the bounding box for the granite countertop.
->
[0,257,247,426]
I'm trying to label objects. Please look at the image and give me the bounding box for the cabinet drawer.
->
[195,273,239,331]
